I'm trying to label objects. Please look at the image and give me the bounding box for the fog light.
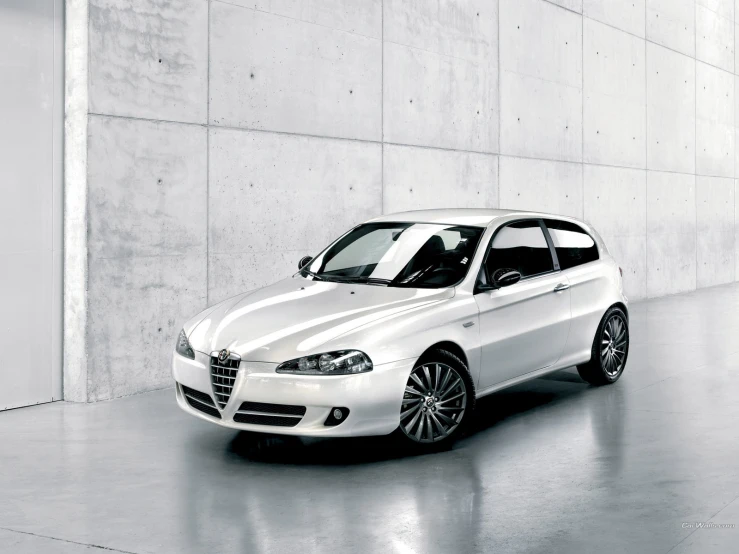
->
[324,407,350,426]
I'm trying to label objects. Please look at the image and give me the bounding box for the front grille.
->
[182,385,221,420]
[210,355,240,409]
[233,401,306,427]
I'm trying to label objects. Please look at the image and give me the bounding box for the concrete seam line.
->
[381,0,384,214]
[497,0,501,209]
[644,0,648,299]
[207,0,211,306]
[0,527,140,554]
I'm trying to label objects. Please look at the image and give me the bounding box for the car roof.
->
[367,208,575,227]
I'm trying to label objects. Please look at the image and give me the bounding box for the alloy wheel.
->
[601,313,628,377]
[400,363,467,443]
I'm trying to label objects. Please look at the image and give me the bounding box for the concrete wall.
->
[66,0,739,401]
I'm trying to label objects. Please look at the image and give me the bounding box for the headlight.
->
[276,350,373,375]
[175,328,195,360]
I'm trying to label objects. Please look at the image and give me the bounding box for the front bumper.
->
[172,351,415,437]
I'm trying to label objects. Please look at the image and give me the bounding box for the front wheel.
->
[577,306,629,386]
[395,349,475,450]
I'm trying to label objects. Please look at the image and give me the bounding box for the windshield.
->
[301,222,484,288]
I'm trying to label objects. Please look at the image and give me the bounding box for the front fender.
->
[321,291,483,386]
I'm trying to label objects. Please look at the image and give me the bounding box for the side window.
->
[544,219,599,270]
[485,220,554,279]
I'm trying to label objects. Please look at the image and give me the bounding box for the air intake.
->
[182,385,221,419]
[233,401,306,427]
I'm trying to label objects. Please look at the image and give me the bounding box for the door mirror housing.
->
[492,268,521,288]
[298,256,313,270]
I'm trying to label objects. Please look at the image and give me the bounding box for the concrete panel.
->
[208,126,382,269]
[583,163,647,314]
[646,0,695,58]
[583,0,645,37]
[383,41,498,153]
[697,0,734,21]
[583,165,647,238]
[696,62,734,124]
[696,4,734,73]
[499,156,583,218]
[208,251,297,306]
[647,232,697,296]
[88,0,207,123]
[500,70,582,162]
[250,0,382,38]
[647,171,696,234]
[736,180,739,281]
[87,254,207,401]
[500,0,582,88]
[646,171,696,297]
[87,116,207,259]
[209,2,381,141]
[696,119,734,177]
[601,235,647,300]
[696,176,735,287]
[382,145,498,214]
[383,0,497,63]
[583,19,646,168]
[646,43,695,174]
[696,62,734,177]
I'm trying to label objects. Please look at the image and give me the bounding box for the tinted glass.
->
[484,220,553,279]
[304,223,484,288]
[544,219,599,270]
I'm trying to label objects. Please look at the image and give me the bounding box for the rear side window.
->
[485,220,554,278]
[544,220,599,270]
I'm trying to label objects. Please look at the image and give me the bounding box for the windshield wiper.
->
[300,268,325,281]
[325,276,392,286]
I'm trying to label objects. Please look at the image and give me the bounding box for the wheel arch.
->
[417,341,469,372]
[611,301,629,321]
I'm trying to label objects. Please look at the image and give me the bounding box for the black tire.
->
[393,349,476,451]
[577,306,629,386]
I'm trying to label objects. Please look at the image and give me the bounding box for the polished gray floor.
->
[3,284,739,554]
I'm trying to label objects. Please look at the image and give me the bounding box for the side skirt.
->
[476,358,589,399]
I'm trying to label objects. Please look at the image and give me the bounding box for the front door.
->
[474,220,571,390]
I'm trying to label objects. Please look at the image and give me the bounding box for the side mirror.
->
[298,256,313,270]
[492,268,521,288]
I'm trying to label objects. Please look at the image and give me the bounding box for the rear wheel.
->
[577,307,629,386]
[396,349,475,450]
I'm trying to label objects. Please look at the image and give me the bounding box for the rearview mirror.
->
[298,256,313,270]
[492,268,521,288]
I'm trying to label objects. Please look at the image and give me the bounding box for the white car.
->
[173,209,629,449]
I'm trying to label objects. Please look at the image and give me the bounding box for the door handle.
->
[553,283,570,292]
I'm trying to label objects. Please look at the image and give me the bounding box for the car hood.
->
[188,277,453,363]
